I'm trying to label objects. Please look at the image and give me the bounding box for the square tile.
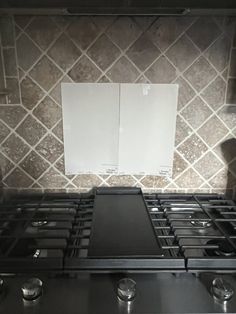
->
[0,121,10,144]
[73,174,102,188]
[194,152,223,180]
[201,76,226,111]
[184,57,217,92]
[38,167,68,188]
[2,133,30,163]
[181,97,213,129]
[4,167,33,188]
[20,76,45,110]
[197,115,228,147]
[217,105,236,130]
[145,56,177,83]
[175,168,204,188]
[36,134,63,163]
[0,106,27,128]
[87,34,120,71]
[172,151,188,179]
[175,115,193,146]
[68,56,101,82]
[20,150,50,179]
[126,34,160,71]
[106,56,139,83]
[6,78,20,104]
[174,77,196,110]
[0,152,14,178]
[140,176,170,188]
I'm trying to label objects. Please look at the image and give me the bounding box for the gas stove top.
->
[0,188,236,273]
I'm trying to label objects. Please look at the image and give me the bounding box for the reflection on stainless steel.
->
[31,220,48,227]
[190,212,212,228]
[212,278,234,302]
[21,278,43,301]
[117,278,136,301]
[33,249,41,258]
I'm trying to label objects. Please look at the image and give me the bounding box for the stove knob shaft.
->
[117,278,136,301]
[212,278,234,301]
[22,278,43,301]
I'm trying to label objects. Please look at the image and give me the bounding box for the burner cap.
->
[31,220,48,227]
[190,212,212,228]
[206,239,236,257]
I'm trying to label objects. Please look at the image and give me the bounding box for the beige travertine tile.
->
[91,16,115,31]
[148,17,195,52]
[14,15,32,29]
[175,115,193,146]
[217,105,236,130]
[87,34,120,71]
[47,34,81,72]
[38,167,68,188]
[197,115,228,147]
[73,174,102,188]
[4,167,33,188]
[209,168,228,189]
[140,176,170,188]
[0,121,10,144]
[172,151,188,179]
[0,152,14,178]
[106,56,139,83]
[0,105,27,128]
[133,16,156,31]
[33,96,62,129]
[0,16,15,46]
[174,77,196,110]
[187,17,221,51]
[126,34,160,71]
[29,56,63,91]
[181,97,213,129]
[68,56,101,82]
[20,150,50,179]
[106,17,141,49]
[201,76,226,111]
[2,133,30,163]
[3,48,17,76]
[20,76,45,110]
[166,35,199,72]
[35,134,63,163]
[6,78,20,104]
[98,76,110,83]
[177,133,208,164]
[226,79,236,105]
[184,57,217,92]
[25,16,60,50]
[16,115,47,146]
[175,168,204,188]
[204,35,231,72]
[16,34,41,71]
[49,75,71,105]
[145,56,177,83]
[194,152,223,180]
[107,175,136,187]
[52,120,63,141]
[66,17,99,50]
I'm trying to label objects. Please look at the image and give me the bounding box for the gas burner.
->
[205,239,236,257]
[189,212,212,228]
[31,220,48,227]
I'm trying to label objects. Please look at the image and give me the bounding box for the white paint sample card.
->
[62,83,178,176]
[119,84,178,176]
[61,83,119,174]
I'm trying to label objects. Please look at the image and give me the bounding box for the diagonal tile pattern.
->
[0,15,235,193]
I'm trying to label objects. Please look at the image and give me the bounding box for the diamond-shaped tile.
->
[172,151,188,179]
[184,57,217,92]
[4,167,33,188]
[68,56,102,82]
[209,168,228,189]
[16,34,41,71]
[16,115,47,146]
[73,174,102,188]
[175,115,193,146]
[52,120,63,141]
[145,56,177,83]
[197,115,228,147]
[6,78,20,104]
[38,167,68,188]
[91,16,115,31]
[140,176,170,188]
[217,105,236,130]
[187,17,221,51]
[126,34,160,71]
[0,152,14,178]
[106,56,139,83]
[133,16,156,31]
[51,16,70,30]
[106,175,136,186]
[87,34,120,71]
[201,76,226,111]
[177,133,208,164]
[50,75,71,104]
[14,15,32,29]
[174,77,196,110]
[66,17,99,50]
[106,17,141,50]
[54,155,65,173]
[214,137,236,164]
[20,150,50,180]
[2,133,30,163]
[29,56,63,91]
[204,35,231,72]
[98,76,110,83]
[20,76,45,110]
[0,105,27,128]
[25,16,60,50]
[135,75,150,83]
[33,96,62,129]
[148,17,194,52]
[3,48,17,76]
[181,97,213,129]
[166,35,199,72]
[36,134,63,163]
[175,168,204,188]
[0,120,10,143]
[194,152,223,180]
[47,34,81,72]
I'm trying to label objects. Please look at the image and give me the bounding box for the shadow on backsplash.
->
[221,138,236,199]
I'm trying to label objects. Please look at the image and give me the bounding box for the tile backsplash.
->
[0,15,236,195]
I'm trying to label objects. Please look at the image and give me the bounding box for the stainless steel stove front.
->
[0,273,235,314]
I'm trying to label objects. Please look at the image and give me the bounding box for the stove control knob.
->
[22,278,43,301]
[117,278,136,301]
[212,278,234,301]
